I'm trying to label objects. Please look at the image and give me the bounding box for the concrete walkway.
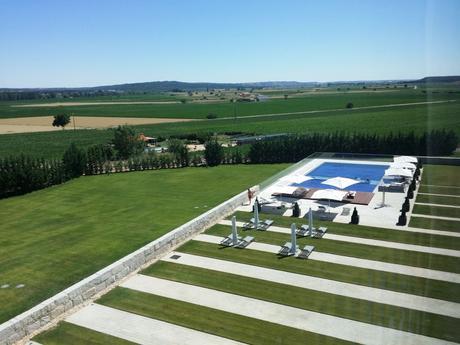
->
[122,275,455,345]
[219,220,460,257]
[418,192,460,198]
[66,303,245,345]
[163,252,460,317]
[416,202,460,209]
[411,214,460,221]
[194,234,460,283]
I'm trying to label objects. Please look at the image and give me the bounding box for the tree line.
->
[248,130,458,163]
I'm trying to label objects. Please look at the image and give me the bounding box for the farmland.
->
[0,99,459,159]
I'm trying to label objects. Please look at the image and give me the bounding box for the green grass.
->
[419,185,460,195]
[1,88,457,119]
[412,204,460,218]
[206,224,460,273]
[232,211,460,250]
[141,261,460,342]
[1,101,460,159]
[98,287,352,345]
[179,241,460,303]
[0,164,286,324]
[34,322,135,345]
[420,165,460,187]
[409,217,460,232]
[416,194,460,206]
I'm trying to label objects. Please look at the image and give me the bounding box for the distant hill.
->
[93,80,318,92]
[407,76,460,84]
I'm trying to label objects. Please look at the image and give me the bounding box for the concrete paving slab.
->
[219,220,460,257]
[415,202,460,209]
[66,303,245,345]
[163,252,460,317]
[122,275,455,345]
[412,214,460,221]
[194,234,460,283]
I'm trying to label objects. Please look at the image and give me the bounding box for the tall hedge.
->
[248,130,458,163]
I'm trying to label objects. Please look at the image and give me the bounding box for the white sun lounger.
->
[297,245,315,259]
[311,226,328,238]
[257,219,274,231]
[220,235,242,247]
[235,236,255,249]
[296,225,316,237]
[278,242,298,256]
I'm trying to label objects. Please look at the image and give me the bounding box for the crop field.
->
[0,100,459,159]
[0,164,286,324]
[1,88,458,120]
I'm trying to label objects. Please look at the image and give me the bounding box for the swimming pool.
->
[293,162,389,192]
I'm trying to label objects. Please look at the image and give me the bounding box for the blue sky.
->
[0,0,459,87]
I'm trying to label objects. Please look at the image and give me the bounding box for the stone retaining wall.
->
[0,186,258,345]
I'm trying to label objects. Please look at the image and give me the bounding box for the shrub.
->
[350,207,359,224]
[112,125,145,159]
[397,211,407,226]
[206,113,218,119]
[292,202,300,217]
[402,197,410,212]
[346,102,354,109]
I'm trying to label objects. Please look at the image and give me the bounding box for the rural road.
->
[218,99,457,121]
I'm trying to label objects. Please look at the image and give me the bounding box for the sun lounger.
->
[243,217,256,229]
[296,224,316,237]
[278,242,299,256]
[345,191,356,199]
[235,236,254,249]
[311,226,328,238]
[257,219,274,231]
[220,235,242,247]
[341,207,351,216]
[297,245,315,259]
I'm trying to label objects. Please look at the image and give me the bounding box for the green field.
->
[0,164,286,324]
[412,204,460,218]
[1,101,459,159]
[1,88,457,119]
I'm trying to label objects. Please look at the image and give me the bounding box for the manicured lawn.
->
[0,164,286,324]
[420,165,460,187]
[180,241,460,303]
[141,261,460,342]
[97,287,352,345]
[419,186,460,196]
[409,217,460,233]
[206,224,460,273]
[413,204,460,218]
[231,211,460,250]
[34,322,135,345]
[416,194,460,206]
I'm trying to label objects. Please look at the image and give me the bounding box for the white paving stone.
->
[66,303,245,345]
[121,275,455,345]
[412,214,460,221]
[416,202,460,209]
[163,251,460,317]
[194,234,460,283]
[219,220,460,257]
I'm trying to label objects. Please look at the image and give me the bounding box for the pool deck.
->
[257,158,412,230]
[273,188,375,205]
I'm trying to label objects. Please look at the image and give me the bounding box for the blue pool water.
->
[293,162,389,192]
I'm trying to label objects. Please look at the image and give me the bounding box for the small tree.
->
[167,139,189,167]
[284,94,289,100]
[112,125,145,159]
[350,207,359,224]
[346,102,354,109]
[292,202,300,217]
[52,114,71,129]
[62,143,86,179]
[407,187,414,199]
[204,140,223,166]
